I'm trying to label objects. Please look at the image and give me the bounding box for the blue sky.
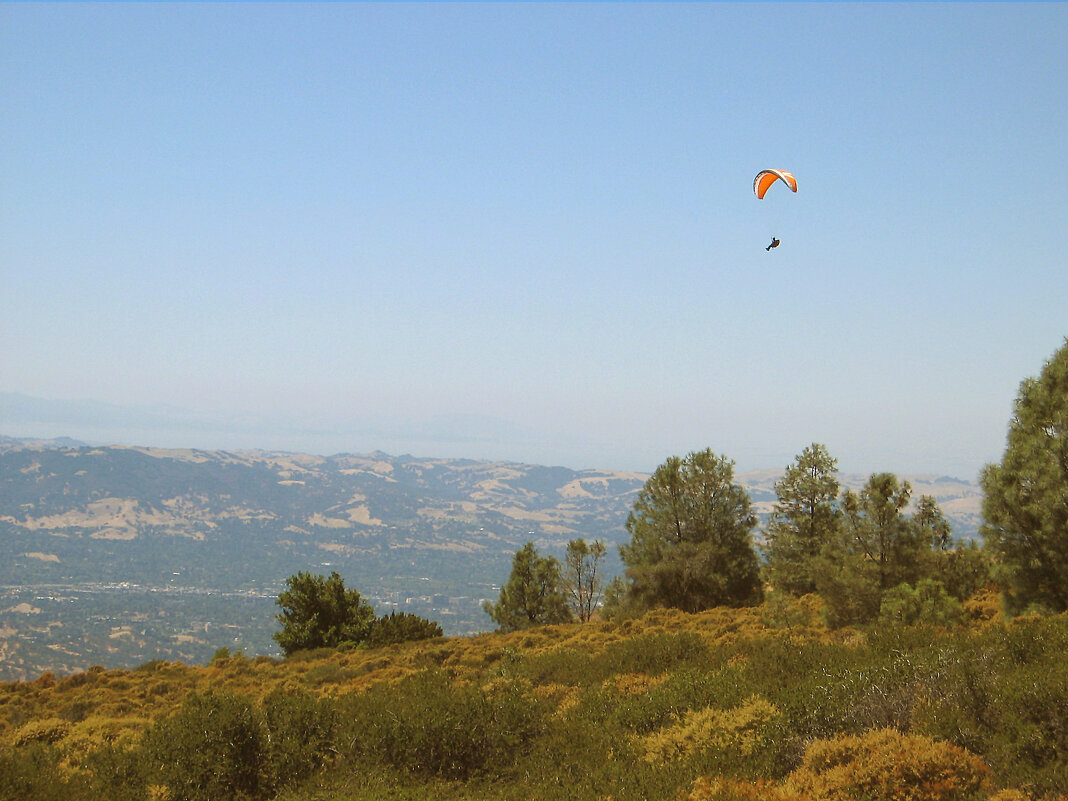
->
[2,2,1066,479]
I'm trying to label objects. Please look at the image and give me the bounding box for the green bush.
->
[879,580,963,626]
[598,631,711,676]
[142,691,268,801]
[914,616,1068,795]
[83,743,147,801]
[261,688,338,790]
[366,611,443,647]
[0,744,88,801]
[339,669,544,780]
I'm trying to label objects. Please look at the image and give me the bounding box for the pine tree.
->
[619,449,762,613]
[483,542,572,632]
[981,338,1068,613]
[763,443,841,595]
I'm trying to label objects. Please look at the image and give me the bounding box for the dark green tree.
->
[931,542,992,603]
[840,473,925,592]
[763,443,841,595]
[619,449,762,613]
[366,611,443,647]
[814,473,959,627]
[273,571,375,656]
[915,494,953,551]
[483,542,571,632]
[981,337,1068,613]
[562,538,607,622]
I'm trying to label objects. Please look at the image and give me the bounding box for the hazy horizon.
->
[1,389,1001,481]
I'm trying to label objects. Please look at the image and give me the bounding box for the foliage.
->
[366,611,443,648]
[619,449,763,614]
[274,571,375,656]
[11,716,71,746]
[879,579,964,627]
[840,473,924,591]
[932,543,993,604]
[3,597,1068,801]
[786,728,991,801]
[338,668,544,780]
[141,691,269,801]
[913,615,1068,795]
[764,444,841,596]
[561,538,607,622]
[814,473,965,628]
[260,688,337,791]
[639,695,779,763]
[483,542,571,632]
[0,743,89,801]
[981,337,1068,613]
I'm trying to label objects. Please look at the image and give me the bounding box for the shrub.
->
[339,668,543,780]
[366,611,443,647]
[639,695,779,763]
[0,744,85,801]
[687,775,802,801]
[11,717,71,746]
[879,580,963,627]
[599,631,711,676]
[261,688,337,790]
[913,616,1068,794]
[786,728,990,801]
[83,742,148,801]
[142,691,268,801]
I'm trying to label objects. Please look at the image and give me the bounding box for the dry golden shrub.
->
[785,728,990,801]
[963,586,1003,627]
[58,714,150,770]
[10,716,71,746]
[606,672,667,697]
[687,775,803,801]
[639,695,779,763]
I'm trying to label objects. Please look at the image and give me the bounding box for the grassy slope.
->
[2,596,1067,801]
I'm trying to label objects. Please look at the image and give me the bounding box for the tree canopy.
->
[562,539,607,623]
[763,443,841,596]
[483,542,571,632]
[273,571,375,656]
[981,337,1068,613]
[618,449,762,613]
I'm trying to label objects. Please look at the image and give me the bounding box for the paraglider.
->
[754,169,796,250]
[753,169,797,200]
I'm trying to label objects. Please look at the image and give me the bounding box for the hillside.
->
[0,439,647,679]
[2,602,1066,801]
[0,437,983,680]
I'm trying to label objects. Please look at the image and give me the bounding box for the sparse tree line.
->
[1,338,1065,801]
[480,336,1068,632]
[275,338,1067,642]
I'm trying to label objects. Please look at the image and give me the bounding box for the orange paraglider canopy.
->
[753,169,797,199]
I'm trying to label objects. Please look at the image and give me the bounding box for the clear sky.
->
[2,2,1065,479]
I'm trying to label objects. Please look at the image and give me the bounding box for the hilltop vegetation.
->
[1,601,1066,801]
[2,338,1065,798]
[0,447,649,678]
[0,441,980,679]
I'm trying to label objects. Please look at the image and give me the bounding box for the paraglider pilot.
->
[765,237,780,251]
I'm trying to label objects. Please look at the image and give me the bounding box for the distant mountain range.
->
[0,436,983,679]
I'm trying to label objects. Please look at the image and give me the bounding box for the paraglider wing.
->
[753,169,797,199]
